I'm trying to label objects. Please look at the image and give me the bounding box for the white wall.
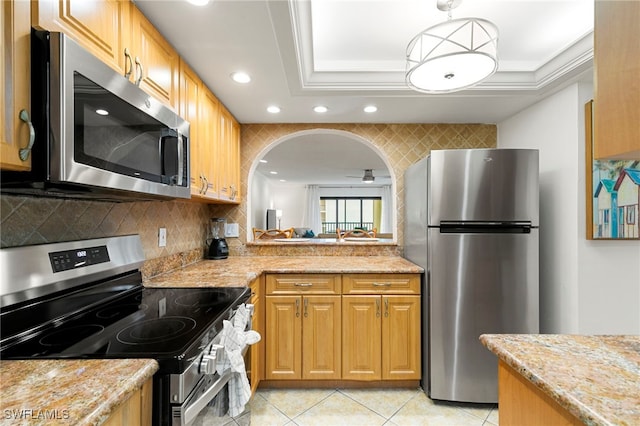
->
[270,183,307,230]
[251,181,387,231]
[498,82,640,334]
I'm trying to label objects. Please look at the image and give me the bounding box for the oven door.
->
[163,304,254,426]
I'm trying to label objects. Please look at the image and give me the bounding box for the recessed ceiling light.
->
[364,105,378,113]
[95,109,109,116]
[279,179,286,182]
[267,106,281,114]
[270,171,278,175]
[231,72,251,84]
[259,159,268,163]
[185,0,209,5]
[313,106,328,113]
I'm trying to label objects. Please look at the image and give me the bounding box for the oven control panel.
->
[49,245,110,273]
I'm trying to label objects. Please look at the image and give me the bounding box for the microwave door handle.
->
[176,129,184,186]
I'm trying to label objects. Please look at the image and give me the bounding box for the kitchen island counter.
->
[0,358,158,425]
[480,334,640,426]
[143,255,423,288]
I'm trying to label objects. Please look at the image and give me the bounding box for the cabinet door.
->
[102,378,152,426]
[130,6,179,109]
[230,119,241,201]
[198,88,220,198]
[178,60,204,198]
[382,296,421,380]
[1,0,31,171]
[594,0,640,160]
[302,296,341,380]
[342,296,381,380]
[248,277,263,394]
[265,296,301,380]
[218,108,233,201]
[32,0,129,74]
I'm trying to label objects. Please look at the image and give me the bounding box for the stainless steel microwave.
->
[1,30,190,201]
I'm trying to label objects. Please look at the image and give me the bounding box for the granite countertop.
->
[144,255,423,288]
[0,359,158,426]
[480,334,640,426]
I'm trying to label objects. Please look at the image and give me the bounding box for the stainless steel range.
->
[0,235,251,425]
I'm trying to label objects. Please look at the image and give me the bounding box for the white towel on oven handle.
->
[215,315,261,417]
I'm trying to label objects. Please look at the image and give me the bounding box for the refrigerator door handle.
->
[439,221,532,234]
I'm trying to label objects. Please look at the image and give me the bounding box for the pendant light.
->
[406,0,498,93]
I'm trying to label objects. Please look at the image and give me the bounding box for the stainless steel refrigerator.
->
[404,148,539,404]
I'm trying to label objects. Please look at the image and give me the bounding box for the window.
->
[320,197,381,234]
[627,206,636,225]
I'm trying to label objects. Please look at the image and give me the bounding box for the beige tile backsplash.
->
[0,123,495,271]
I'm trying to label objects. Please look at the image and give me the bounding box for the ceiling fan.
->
[345,169,391,183]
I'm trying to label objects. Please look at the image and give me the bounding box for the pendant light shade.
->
[406,8,498,93]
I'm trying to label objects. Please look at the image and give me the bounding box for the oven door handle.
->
[179,370,233,426]
[177,344,250,426]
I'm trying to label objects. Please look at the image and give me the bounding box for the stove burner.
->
[39,325,105,347]
[116,316,196,345]
[96,303,147,319]
[174,289,231,309]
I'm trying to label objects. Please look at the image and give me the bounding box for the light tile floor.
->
[198,388,498,425]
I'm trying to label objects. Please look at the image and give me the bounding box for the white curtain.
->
[303,185,322,234]
[380,185,392,233]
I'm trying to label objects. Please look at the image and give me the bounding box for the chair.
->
[253,227,294,240]
[336,228,377,239]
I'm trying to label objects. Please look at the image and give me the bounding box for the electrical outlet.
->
[158,228,167,247]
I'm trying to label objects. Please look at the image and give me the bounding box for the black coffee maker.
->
[206,218,229,259]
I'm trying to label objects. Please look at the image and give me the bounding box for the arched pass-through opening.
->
[246,129,397,242]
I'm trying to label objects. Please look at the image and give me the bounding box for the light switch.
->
[225,223,239,238]
[158,228,167,247]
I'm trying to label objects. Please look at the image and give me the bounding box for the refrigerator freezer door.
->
[428,149,539,226]
[428,228,539,403]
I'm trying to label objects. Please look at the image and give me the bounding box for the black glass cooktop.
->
[0,271,249,373]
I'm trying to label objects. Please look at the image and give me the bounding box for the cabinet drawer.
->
[266,274,341,295]
[342,274,420,295]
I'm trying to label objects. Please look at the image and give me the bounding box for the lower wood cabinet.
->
[265,295,341,380]
[498,360,583,426]
[264,273,420,384]
[342,295,420,380]
[103,377,152,426]
[247,276,264,395]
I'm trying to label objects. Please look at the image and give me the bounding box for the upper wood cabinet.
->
[30,0,241,201]
[218,107,241,203]
[1,0,32,171]
[31,0,129,74]
[129,6,179,110]
[195,87,221,200]
[593,0,640,160]
[33,1,178,110]
[179,60,208,198]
